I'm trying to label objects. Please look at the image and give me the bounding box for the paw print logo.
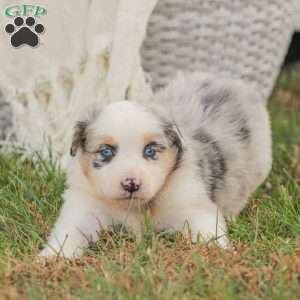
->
[5,16,44,48]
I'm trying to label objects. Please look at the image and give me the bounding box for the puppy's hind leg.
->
[39,189,111,258]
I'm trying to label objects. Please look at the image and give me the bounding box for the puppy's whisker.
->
[170,115,184,141]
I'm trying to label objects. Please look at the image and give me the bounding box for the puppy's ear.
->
[163,121,184,170]
[70,121,89,157]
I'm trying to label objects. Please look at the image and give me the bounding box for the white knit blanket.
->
[0,0,157,160]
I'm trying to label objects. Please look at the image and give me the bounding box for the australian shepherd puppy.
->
[40,72,272,258]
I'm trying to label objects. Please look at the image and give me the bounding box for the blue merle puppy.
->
[40,72,271,258]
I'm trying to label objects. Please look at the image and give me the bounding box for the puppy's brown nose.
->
[121,178,141,194]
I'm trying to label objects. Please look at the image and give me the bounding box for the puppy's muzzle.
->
[121,178,141,195]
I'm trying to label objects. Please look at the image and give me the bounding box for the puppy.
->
[40,72,272,258]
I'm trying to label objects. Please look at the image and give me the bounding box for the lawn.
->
[0,66,299,299]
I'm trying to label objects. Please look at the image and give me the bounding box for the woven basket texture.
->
[142,0,298,100]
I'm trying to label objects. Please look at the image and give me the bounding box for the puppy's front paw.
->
[191,231,230,249]
[186,216,230,249]
[34,248,58,264]
[208,234,230,249]
[38,245,84,259]
[38,246,60,258]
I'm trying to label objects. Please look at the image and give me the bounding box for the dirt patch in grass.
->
[1,237,300,299]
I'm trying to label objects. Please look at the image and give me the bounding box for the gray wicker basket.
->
[142,0,298,100]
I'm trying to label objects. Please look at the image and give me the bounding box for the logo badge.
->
[4,5,47,48]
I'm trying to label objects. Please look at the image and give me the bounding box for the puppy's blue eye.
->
[143,145,156,159]
[99,145,115,161]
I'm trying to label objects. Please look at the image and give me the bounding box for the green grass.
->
[0,67,300,299]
